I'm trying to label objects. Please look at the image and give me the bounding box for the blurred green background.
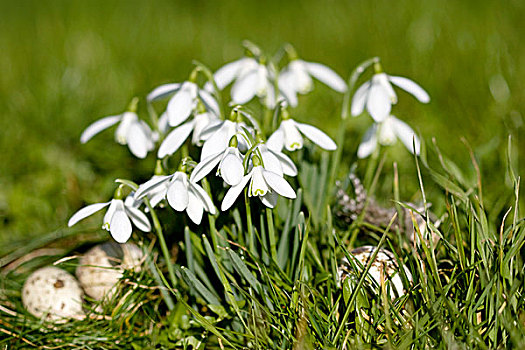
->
[0,0,523,246]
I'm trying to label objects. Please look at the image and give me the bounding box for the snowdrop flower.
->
[208,55,276,106]
[357,115,420,158]
[157,111,219,158]
[221,155,296,211]
[148,81,220,127]
[267,111,337,152]
[199,117,252,161]
[279,59,347,107]
[257,143,298,177]
[191,135,244,186]
[80,109,156,159]
[351,71,430,122]
[135,171,216,225]
[68,198,151,243]
[208,57,259,91]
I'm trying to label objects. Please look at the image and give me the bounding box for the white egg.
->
[76,242,143,301]
[22,266,84,322]
[338,246,412,298]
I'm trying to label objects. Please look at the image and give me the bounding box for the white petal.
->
[110,208,132,243]
[125,206,151,232]
[68,202,110,227]
[167,173,189,211]
[192,113,215,145]
[366,84,391,122]
[221,173,252,211]
[219,149,244,186]
[262,170,296,198]
[115,112,138,145]
[357,124,378,159]
[126,122,151,159]
[231,69,258,104]
[388,76,430,103]
[304,62,347,92]
[103,200,119,229]
[269,149,297,176]
[80,115,122,143]
[295,121,337,150]
[278,71,299,107]
[135,175,172,200]
[157,112,170,134]
[266,128,285,152]
[198,89,220,117]
[149,190,167,208]
[260,191,278,208]
[375,73,397,103]
[167,82,197,127]
[351,81,370,117]
[200,120,235,161]
[289,60,313,94]
[198,119,223,141]
[260,148,283,177]
[189,152,222,183]
[391,117,420,155]
[213,58,249,90]
[186,191,204,224]
[157,120,195,158]
[249,166,269,197]
[281,120,303,151]
[147,83,181,102]
[189,183,216,215]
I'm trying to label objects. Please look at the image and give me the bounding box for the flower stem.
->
[202,178,219,252]
[327,57,379,199]
[244,190,255,255]
[266,208,277,263]
[145,199,177,289]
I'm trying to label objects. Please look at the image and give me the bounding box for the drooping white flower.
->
[278,59,347,107]
[199,119,252,161]
[135,172,216,225]
[351,72,430,122]
[267,118,337,152]
[207,56,276,106]
[147,81,220,127]
[191,136,245,186]
[221,155,296,211]
[257,143,297,177]
[157,112,219,158]
[80,111,156,159]
[68,199,151,243]
[208,57,259,91]
[357,115,420,158]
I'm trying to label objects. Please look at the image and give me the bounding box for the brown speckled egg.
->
[22,266,84,322]
[76,242,143,301]
[338,246,412,298]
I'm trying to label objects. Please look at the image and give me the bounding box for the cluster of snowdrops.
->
[68,41,430,244]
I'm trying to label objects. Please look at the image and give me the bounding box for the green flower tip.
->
[252,154,262,167]
[228,135,238,148]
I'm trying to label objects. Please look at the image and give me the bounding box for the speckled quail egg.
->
[338,246,412,298]
[22,266,84,322]
[76,241,144,301]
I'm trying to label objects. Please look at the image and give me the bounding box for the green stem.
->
[266,208,277,263]
[327,57,379,202]
[244,189,255,255]
[145,198,177,289]
[202,178,219,252]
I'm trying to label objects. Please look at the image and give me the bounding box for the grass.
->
[1,0,525,348]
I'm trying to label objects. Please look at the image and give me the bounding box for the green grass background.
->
[0,0,523,246]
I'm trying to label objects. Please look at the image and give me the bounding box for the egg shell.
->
[76,242,143,301]
[338,246,412,298]
[22,266,84,322]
